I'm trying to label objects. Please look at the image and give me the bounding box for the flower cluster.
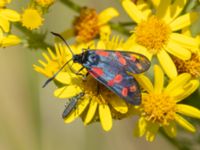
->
[8,0,200,142]
[0,0,55,48]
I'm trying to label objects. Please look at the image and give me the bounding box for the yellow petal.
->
[134,74,154,93]
[170,12,198,31]
[170,33,198,50]
[164,73,191,94]
[137,1,152,19]
[165,40,191,60]
[99,25,111,39]
[157,49,177,79]
[168,88,184,98]
[1,34,21,47]
[109,96,128,114]
[154,65,164,94]
[97,40,106,49]
[55,72,71,84]
[47,48,56,59]
[84,98,98,124]
[98,7,119,25]
[145,122,159,142]
[54,85,82,99]
[64,98,90,123]
[0,9,20,21]
[156,0,171,20]
[0,17,9,32]
[0,28,3,36]
[99,104,112,131]
[124,40,152,60]
[176,104,200,119]
[176,80,199,102]
[122,0,146,23]
[175,114,196,132]
[163,121,177,137]
[181,27,192,36]
[169,0,188,21]
[134,117,147,137]
[151,0,161,8]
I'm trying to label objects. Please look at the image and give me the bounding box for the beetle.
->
[62,92,84,118]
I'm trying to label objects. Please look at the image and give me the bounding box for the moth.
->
[43,32,151,117]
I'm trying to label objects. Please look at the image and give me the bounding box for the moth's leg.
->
[69,65,88,79]
[82,72,89,81]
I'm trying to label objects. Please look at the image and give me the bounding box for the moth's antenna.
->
[51,32,74,56]
[43,32,75,88]
[42,58,72,88]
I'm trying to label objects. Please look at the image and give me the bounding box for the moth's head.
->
[73,54,83,63]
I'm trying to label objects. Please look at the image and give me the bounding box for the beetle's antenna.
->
[51,32,74,56]
[42,58,72,88]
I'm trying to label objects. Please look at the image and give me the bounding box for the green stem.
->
[59,0,81,12]
[14,23,53,50]
[109,22,131,36]
[160,130,190,150]
[118,22,136,26]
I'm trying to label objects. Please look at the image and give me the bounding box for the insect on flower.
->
[43,32,151,117]
[62,92,85,118]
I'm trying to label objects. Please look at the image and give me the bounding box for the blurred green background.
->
[1,0,196,149]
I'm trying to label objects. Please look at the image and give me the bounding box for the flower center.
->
[142,93,176,125]
[74,7,100,43]
[173,53,200,78]
[81,76,110,104]
[21,8,43,30]
[135,16,171,54]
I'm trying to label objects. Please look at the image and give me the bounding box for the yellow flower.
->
[34,37,129,131]
[133,65,200,141]
[33,44,69,77]
[122,0,199,78]
[0,0,11,7]
[62,7,119,43]
[21,8,43,30]
[0,29,21,47]
[35,0,55,7]
[173,52,200,78]
[0,3,20,32]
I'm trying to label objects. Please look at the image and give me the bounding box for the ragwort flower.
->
[0,29,21,47]
[0,0,11,7]
[133,65,200,141]
[62,7,119,43]
[0,1,20,32]
[122,0,199,78]
[34,37,129,131]
[35,0,55,7]
[21,7,43,30]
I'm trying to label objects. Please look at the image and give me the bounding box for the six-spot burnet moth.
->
[43,32,151,118]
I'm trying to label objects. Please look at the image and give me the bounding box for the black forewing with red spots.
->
[81,50,150,105]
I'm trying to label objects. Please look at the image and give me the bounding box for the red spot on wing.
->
[107,80,114,86]
[107,74,123,86]
[115,52,126,65]
[130,55,136,62]
[113,74,123,83]
[96,51,109,57]
[130,85,137,92]
[91,67,104,77]
[121,87,128,97]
